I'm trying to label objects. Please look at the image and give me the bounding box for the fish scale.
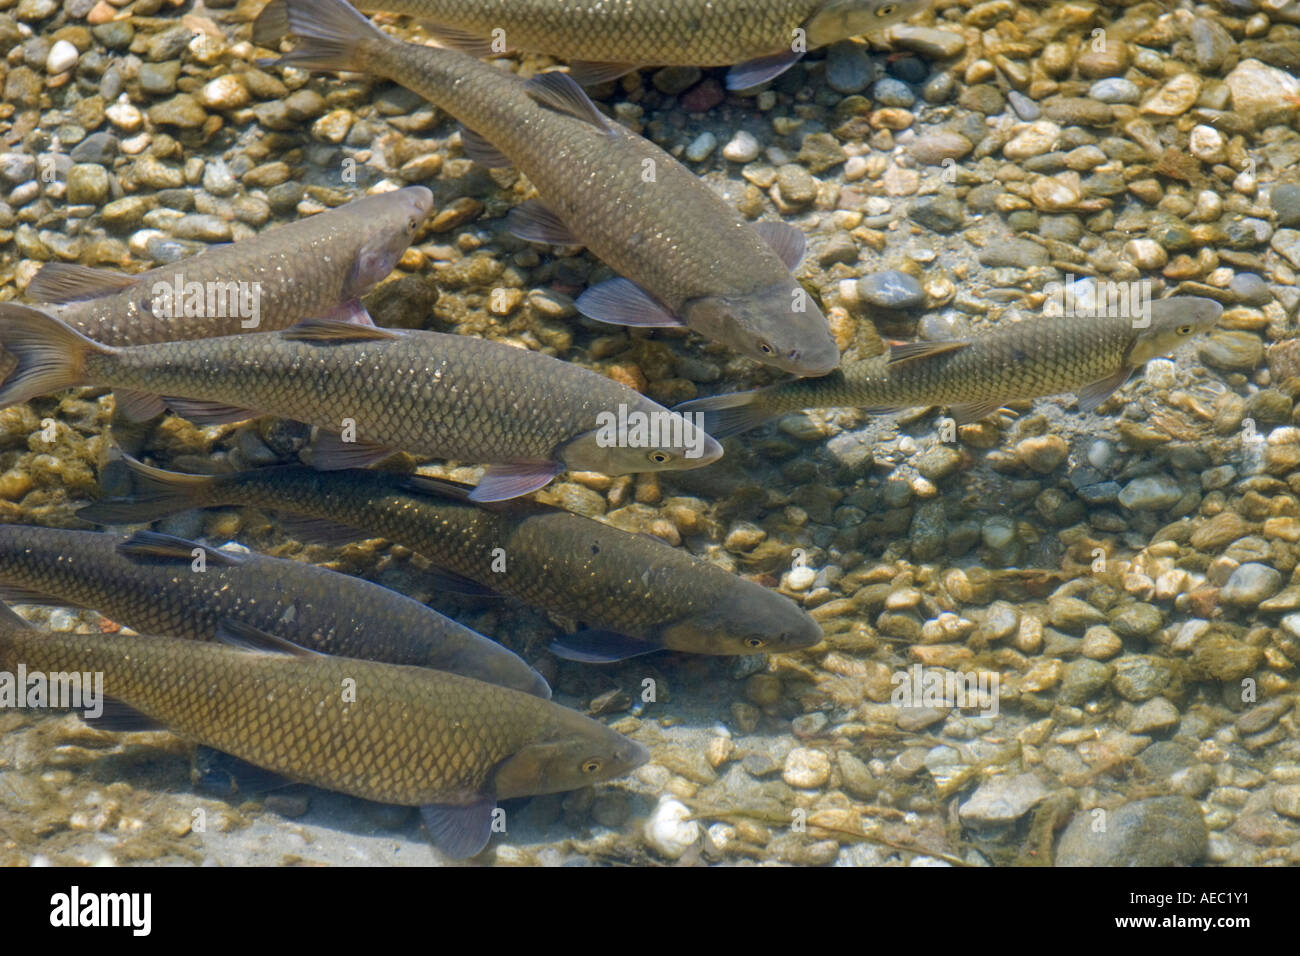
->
[256,0,840,374]
[25,188,432,345]
[678,298,1224,435]
[0,625,611,807]
[358,0,923,68]
[0,307,714,501]
[0,525,549,696]
[78,464,823,658]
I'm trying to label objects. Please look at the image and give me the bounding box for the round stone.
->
[782,747,831,788]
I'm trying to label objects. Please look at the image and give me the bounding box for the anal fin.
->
[1076,367,1135,414]
[420,799,496,860]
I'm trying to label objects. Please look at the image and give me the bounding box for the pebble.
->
[775,164,817,207]
[909,195,964,233]
[1089,78,1140,104]
[782,747,830,788]
[1128,697,1179,735]
[643,797,700,860]
[1003,121,1060,160]
[684,132,716,163]
[825,40,873,94]
[1141,74,1201,116]
[1055,797,1207,866]
[1219,563,1282,606]
[199,76,249,111]
[1013,435,1068,473]
[1271,184,1300,229]
[65,164,108,205]
[1272,785,1300,820]
[721,131,760,163]
[45,39,78,75]
[856,270,923,309]
[959,774,1050,825]
[1225,59,1300,120]
[1117,475,1182,511]
[872,78,914,108]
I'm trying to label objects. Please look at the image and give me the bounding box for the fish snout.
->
[621,738,651,770]
[783,338,842,377]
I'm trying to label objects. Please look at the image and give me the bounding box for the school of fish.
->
[0,0,1223,862]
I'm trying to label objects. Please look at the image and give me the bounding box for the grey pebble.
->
[857,269,924,309]
[1055,796,1207,866]
[1220,563,1282,606]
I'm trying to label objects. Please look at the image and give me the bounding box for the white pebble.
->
[782,747,831,788]
[1144,358,1176,388]
[643,797,700,860]
[1189,124,1226,164]
[786,566,817,591]
[105,101,143,133]
[45,39,78,75]
[721,130,759,163]
[844,155,870,181]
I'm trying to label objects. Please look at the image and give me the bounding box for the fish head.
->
[560,408,723,475]
[681,284,841,375]
[346,187,434,293]
[660,583,823,655]
[492,714,649,800]
[804,0,931,47]
[1126,296,1222,364]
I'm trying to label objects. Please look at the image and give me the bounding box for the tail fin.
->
[0,304,104,409]
[253,0,387,72]
[77,456,214,525]
[673,389,775,439]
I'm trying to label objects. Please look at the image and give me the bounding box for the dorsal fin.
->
[525,72,614,134]
[117,530,244,567]
[25,263,139,304]
[280,319,404,343]
[213,618,320,657]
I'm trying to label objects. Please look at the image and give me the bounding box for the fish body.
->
[0,618,645,858]
[22,188,433,344]
[0,307,720,501]
[255,0,840,375]
[0,525,548,697]
[677,297,1224,436]
[78,462,823,661]
[352,0,930,88]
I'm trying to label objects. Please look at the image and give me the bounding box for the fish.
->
[0,306,721,501]
[0,524,549,698]
[0,609,647,859]
[77,461,824,662]
[20,187,433,344]
[675,296,1225,437]
[342,0,930,90]
[253,0,841,375]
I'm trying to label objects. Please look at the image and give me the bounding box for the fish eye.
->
[744,637,765,649]
[648,450,673,464]
[877,3,897,15]
[581,759,602,774]
[758,340,774,355]
[1177,324,1193,335]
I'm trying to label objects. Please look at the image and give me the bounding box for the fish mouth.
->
[623,739,651,769]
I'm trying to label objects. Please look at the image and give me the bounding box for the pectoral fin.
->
[420,22,497,57]
[277,514,371,547]
[309,433,397,470]
[568,61,640,86]
[117,530,245,567]
[163,398,261,426]
[887,340,971,365]
[948,400,1008,425]
[84,697,167,733]
[317,299,376,327]
[420,799,496,860]
[1076,367,1135,414]
[113,389,167,422]
[214,618,321,657]
[469,462,562,502]
[505,200,579,246]
[726,50,803,91]
[576,278,683,328]
[460,127,512,168]
[549,630,662,663]
[753,221,806,270]
[281,319,402,343]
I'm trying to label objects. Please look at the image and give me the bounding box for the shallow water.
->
[1,0,1299,866]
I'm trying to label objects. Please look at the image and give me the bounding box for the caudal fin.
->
[673,390,774,439]
[0,304,103,409]
[253,0,386,72]
[77,455,214,525]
